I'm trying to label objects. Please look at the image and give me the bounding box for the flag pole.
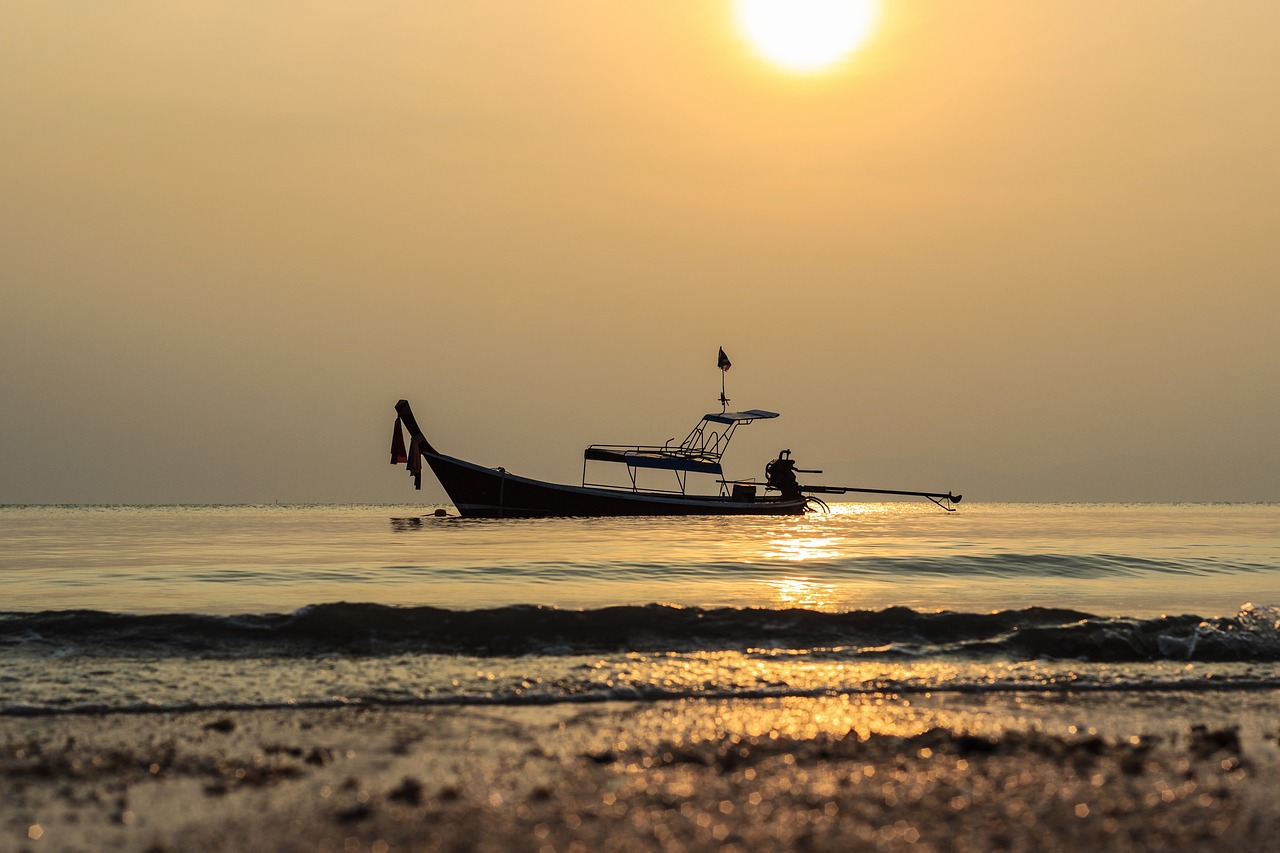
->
[717,346,731,412]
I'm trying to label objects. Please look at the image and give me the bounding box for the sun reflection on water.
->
[746,504,920,611]
[757,505,866,561]
[762,535,840,562]
[765,576,836,609]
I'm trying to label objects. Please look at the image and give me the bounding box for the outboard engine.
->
[765,449,802,500]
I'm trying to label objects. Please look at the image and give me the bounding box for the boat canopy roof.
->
[583,447,723,475]
[701,409,779,425]
[583,406,780,480]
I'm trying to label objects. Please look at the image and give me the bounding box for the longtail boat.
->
[390,352,961,518]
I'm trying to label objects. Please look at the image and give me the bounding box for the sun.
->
[734,0,879,73]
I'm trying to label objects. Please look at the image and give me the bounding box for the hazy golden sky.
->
[2,1,1277,503]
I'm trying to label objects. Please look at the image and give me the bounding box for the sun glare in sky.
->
[734,0,879,72]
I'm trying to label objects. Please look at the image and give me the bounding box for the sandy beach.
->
[5,690,1279,852]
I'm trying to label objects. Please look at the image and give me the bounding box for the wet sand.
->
[4,691,1280,852]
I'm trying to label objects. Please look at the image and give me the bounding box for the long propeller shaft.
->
[801,485,963,511]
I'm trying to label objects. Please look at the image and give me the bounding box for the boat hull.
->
[424,451,806,518]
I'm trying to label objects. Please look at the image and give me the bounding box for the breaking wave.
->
[5,602,1280,663]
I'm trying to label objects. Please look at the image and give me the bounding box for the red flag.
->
[390,417,408,464]
[717,347,732,372]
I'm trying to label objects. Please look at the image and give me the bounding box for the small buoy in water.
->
[433,508,448,517]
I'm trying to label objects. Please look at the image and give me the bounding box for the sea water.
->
[1,503,1278,714]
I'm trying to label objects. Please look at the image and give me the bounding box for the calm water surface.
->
[2,502,1276,615]
[1,502,1277,713]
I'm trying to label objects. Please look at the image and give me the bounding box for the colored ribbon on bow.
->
[390,417,408,465]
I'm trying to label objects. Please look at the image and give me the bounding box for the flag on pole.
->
[717,347,732,372]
